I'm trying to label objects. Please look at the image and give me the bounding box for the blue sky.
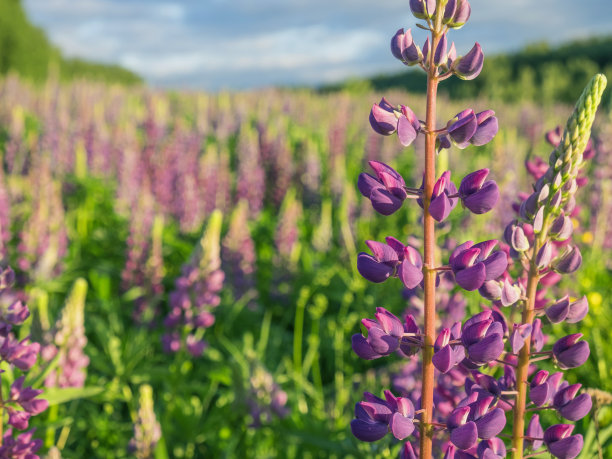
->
[23,0,612,91]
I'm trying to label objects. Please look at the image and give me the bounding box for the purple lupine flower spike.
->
[453,43,484,80]
[544,424,583,459]
[458,169,499,214]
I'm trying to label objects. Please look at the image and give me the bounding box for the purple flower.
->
[391,28,423,65]
[432,326,464,373]
[544,424,583,459]
[546,295,588,324]
[447,109,478,148]
[449,240,507,291]
[553,334,590,369]
[458,169,499,214]
[350,391,415,442]
[352,308,421,360]
[461,311,504,365]
[357,238,423,288]
[477,437,505,458]
[369,98,399,136]
[358,161,408,215]
[529,370,552,407]
[552,384,592,421]
[447,406,478,450]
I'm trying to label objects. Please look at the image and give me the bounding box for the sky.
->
[23,0,612,91]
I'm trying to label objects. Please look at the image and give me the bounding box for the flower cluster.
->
[349,2,607,458]
[0,266,47,458]
[128,385,162,459]
[43,278,90,388]
[162,210,224,357]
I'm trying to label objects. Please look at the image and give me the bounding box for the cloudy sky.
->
[23,0,612,91]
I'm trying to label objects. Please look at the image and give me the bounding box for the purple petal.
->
[398,260,424,289]
[366,240,399,263]
[463,181,499,214]
[389,412,415,440]
[455,263,486,291]
[357,252,393,283]
[429,192,453,222]
[471,114,498,146]
[370,188,404,215]
[547,435,583,459]
[398,115,418,147]
[448,109,477,147]
[459,169,489,196]
[546,297,570,324]
[434,33,448,66]
[566,296,588,323]
[529,382,551,407]
[474,408,505,439]
[370,103,397,135]
[455,42,484,80]
[451,421,478,450]
[367,326,399,355]
[350,418,388,442]
[554,340,590,370]
[375,307,404,337]
[467,333,504,364]
[357,173,382,198]
[432,344,455,373]
[526,414,544,450]
[482,251,508,281]
[352,334,381,360]
[558,393,592,421]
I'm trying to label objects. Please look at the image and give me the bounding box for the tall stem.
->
[419,21,441,459]
[512,229,545,458]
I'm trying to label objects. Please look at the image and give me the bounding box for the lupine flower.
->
[391,29,423,66]
[247,363,289,427]
[358,161,408,215]
[444,0,471,28]
[222,200,256,301]
[458,169,499,214]
[357,238,423,288]
[544,424,583,459]
[162,210,224,356]
[525,414,544,450]
[44,278,89,388]
[552,334,590,369]
[460,311,504,365]
[352,308,421,360]
[545,296,588,324]
[351,391,415,442]
[369,100,421,147]
[552,383,592,421]
[426,171,458,222]
[449,241,507,291]
[409,0,436,19]
[128,385,162,459]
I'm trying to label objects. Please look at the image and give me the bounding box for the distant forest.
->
[0,0,141,85]
[324,37,612,105]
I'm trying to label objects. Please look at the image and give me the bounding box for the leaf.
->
[43,386,105,406]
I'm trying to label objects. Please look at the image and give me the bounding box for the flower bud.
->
[452,43,483,80]
[536,242,553,270]
[553,246,582,274]
[409,0,436,19]
[446,0,471,28]
[553,384,592,421]
[434,34,448,66]
[501,279,520,306]
[550,212,573,241]
[369,98,398,136]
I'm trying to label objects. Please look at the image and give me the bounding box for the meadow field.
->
[0,73,610,458]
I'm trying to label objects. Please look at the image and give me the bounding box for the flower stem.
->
[419,6,443,459]
[512,252,541,458]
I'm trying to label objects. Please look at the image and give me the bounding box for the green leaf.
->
[44,386,105,406]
